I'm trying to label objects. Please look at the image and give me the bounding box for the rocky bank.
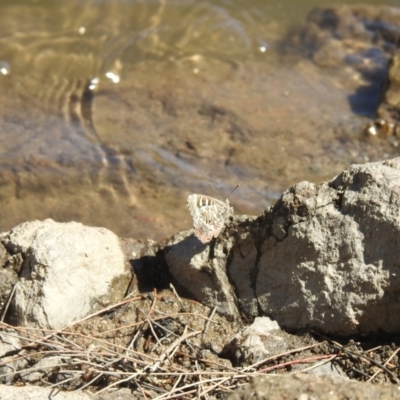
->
[2,158,400,398]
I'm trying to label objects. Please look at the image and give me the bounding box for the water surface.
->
[0,0,399,239]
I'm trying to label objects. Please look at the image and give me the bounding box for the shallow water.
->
[0,0,399,239]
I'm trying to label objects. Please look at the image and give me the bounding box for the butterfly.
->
[187,186,238,243]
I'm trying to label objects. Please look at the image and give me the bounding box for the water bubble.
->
[0,61,10,75]
[257,39,269,53]
[105,72,120,84]
[88,77,99,91]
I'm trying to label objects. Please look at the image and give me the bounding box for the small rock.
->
[0,330,27,384]
[220,317,287,366]
[2,219,132,330]
[0,385,93,400]
[20,356,66,383]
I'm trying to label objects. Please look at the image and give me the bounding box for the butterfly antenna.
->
[226,184,239,200]
[208,183,224,201]
[208,183,239,200]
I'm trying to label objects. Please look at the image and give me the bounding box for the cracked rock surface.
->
[0,220,132,330]
[164,158,400,335]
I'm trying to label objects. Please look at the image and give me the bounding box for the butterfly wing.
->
[187,194,232,243]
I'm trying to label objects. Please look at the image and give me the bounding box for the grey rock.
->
[0,385,93,400]
[164,229,240,318]
[0,330,27,384]
[97,388,140,400]
[19,356,66,383]
[256,158,400,335]
[163,157,400,336]
[223,215,259,318]
[226,373,400,400]
[220,317,287,366]
[307,360,347,377]
[1,219,132,330]
[0,386,138,400]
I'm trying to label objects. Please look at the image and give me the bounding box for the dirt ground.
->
[2,287,400,398]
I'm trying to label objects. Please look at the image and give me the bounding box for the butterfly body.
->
[187,194,233,244]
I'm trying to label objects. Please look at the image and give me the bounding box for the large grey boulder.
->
[1,220,131,330]
[163,158,400,335]
[256,158,400,335]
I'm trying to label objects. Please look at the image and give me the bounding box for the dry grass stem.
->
[1,289,400,398]
[367,347,400,382]
[169,283,184,310]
